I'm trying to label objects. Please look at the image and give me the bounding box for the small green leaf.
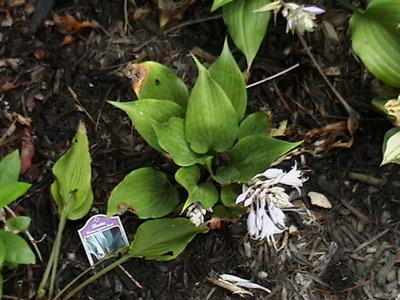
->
[238,111,270,140]
[175,166,219,211]
[130,218,207,261]
[185,57,238,154]
[51,123,93,220]
[350,0,400,87]
[0,182,31,209]
[211,0,236,11]
[154,118,207,166]
[220,184,241,206]
[209,39,247,121]
[382,127,400,165]
[217,135,301,183]
[5,216,31,233]
[128,61,189,109]
[212,205,247,219]
[107,167,179,219]
[0,150,20,183]
[109,100,185,152]
[223,0,271,67]
[0,230,35,264]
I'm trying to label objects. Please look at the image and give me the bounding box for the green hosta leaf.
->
[175,166,218,211]
[382,127,400,165]
[0,182,31,209]
[0,238,5,268]
[154,118,207,166]
[223,0,271,68]
[212,205,247,219]
[51,123,93,220]
[350,0,400,87]
[216,135,301,183]
[185,57,238,154]
[209,39,247,121]
[127,61,189,109]
[109,100,184,152]
[238,111,270,140]
[0,150,20,183]
[107,167,179,219]
[130,218,207,261]
[5,216,31,233]
[220,184,241,206]
[211,0,236,11]
[0,230,35,264]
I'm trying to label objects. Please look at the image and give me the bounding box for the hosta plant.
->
[0,150,34,298]
[350,0,400,88]
[37,123,93,299]
[107,39,300,227]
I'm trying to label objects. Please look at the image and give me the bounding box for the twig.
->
[164,15,222,34]
[349,171,400,188]
[246,63,300,88]
[118,264,143,288]
[67,86,96,126]
[353,229,390,254]
[4,206,43,263]
[296,31,360,140]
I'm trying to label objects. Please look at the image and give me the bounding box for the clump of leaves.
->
[0,150,34,298]
[37,123,93,299]
[108,39,300,223]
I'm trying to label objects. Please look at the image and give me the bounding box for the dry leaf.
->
[53,14,100,34]
[308,191,332,209]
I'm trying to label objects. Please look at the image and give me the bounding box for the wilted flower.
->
[186,202,210,227]
[255,1,325,34]
[236,163,305,244]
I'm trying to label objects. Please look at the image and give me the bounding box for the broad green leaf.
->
[51,123,93,220]
[130,218,207,261]
[350,0,400,87]
[0,182,31,209]
[185,57,238,154]
[0,230,35,264]
[5,216,31,233]
[154,118,207,166]
[223,0,271,67]
[0,238,5,268]
[109,100,184,152]
[216,135,301,183]
[382,127,400,165]
[127,61,189,109]
[220,184,241,206]
[211,0,236,11]
[175,166,219,211]
[0,150,20,183]
[238,111,270,140]
[212,205,247,219]
[209,39,247,121]
[107,167,179,219]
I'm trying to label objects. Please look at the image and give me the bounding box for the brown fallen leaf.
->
[154,0,199,28]
[53,14,100,35]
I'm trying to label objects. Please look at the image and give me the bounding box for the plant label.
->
[78,214,129,266]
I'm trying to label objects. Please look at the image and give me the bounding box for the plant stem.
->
[63,255,130,300]
[36,236,57,298]
[48,209,68,299]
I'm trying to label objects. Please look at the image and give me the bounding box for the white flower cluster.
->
[186,202,209,227]
[256,1,325,34]
[236,163,305,243]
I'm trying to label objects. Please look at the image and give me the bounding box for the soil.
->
[1,0,400,299]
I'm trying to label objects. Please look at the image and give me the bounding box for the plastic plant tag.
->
[78,214,128,265]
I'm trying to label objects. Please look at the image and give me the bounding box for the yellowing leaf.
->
[382,127,400,165]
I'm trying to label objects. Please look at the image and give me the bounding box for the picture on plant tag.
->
[78,214,128,265]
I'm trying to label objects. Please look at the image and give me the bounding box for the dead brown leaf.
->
[53,14,100,35]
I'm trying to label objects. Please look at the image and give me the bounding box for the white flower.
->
[236,163,305,243]
[186,202,210,227]
[282,3,325,34]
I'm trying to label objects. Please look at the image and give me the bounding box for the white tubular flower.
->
[281,3,325,34]
[186,202,209,227]
[236,163,305,243]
